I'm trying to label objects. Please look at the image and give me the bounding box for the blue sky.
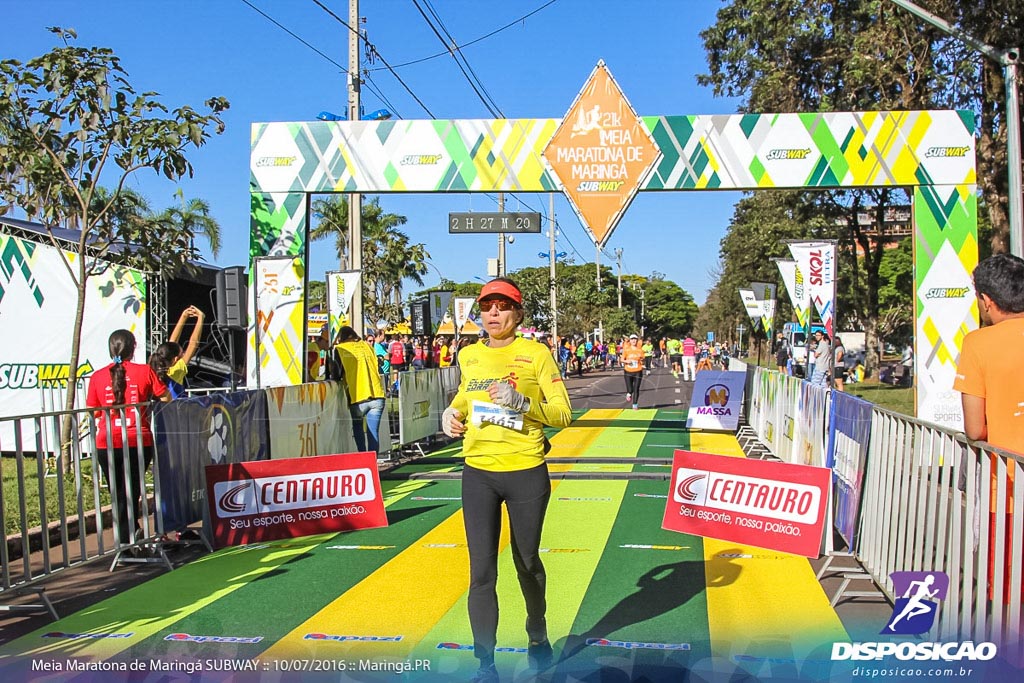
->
[2,0,745,305]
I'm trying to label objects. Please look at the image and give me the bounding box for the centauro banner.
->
[0,233,145,445]
[662,449,830,558]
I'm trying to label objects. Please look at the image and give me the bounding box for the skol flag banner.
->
[541,61,661,247]
[453,296,475,332]
[326,270,360,342]
[750,282,776,336]
[206,451,388,548]
[788,242,836,336]
[776,259,810,328]
[429,291,453,334]
[662,449,830,558]
[250,255,304,387]
[739,289,763,329]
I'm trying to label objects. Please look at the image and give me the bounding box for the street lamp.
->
[736,323,747,357]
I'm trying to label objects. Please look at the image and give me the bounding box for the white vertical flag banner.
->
[739,289,763,328]
[788,242,836,336]
[454,296,476,332]
[326,270,361,342]
[429,291,453,334]
[750,282,777,336]
[775,259,810,329]
[251,256,305,387]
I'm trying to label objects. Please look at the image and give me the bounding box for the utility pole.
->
[595,243,601,290]
[497,192,506,276]
[549,193,557,341]
[347,0,363,334]
[615,247,623,308]
[889,0,1021,257]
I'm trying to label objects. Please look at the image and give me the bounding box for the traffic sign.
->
[448,212,541,234]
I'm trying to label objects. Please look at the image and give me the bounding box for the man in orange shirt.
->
[954,253,1024,603]
[954,253,1024,452]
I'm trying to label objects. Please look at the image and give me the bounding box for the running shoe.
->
[632,404,639,410]
[626,393,631,401]
[528,639,553,671]
[472,663,499,682]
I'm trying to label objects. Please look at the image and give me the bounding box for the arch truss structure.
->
[250,64,976,430]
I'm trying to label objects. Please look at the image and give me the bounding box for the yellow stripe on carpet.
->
[689,431,848,662]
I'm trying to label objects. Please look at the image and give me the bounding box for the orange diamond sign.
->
[542,61,661,247]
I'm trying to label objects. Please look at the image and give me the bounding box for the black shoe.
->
[471,663,499,682]
[528,639,553,671]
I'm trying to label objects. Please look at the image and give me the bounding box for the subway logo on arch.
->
[671,467,821,524]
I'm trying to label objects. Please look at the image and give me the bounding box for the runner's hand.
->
[489,382,530,414]
[442,407,465,438]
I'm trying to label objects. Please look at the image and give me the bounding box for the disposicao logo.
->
[831,570,998,662]
[42,631,134,639]
[882,571,948,635]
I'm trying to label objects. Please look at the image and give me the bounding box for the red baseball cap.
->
[477,280,522,305]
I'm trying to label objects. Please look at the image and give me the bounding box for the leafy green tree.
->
[310,195,350,268]
[0,28,228,423]
[697,0,975,372]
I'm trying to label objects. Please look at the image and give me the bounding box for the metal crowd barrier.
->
[1,366,461,620]
[740,363,1022,658]
[859,408,1022,659]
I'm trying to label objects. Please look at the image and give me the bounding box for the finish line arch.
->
[248,109,977,431]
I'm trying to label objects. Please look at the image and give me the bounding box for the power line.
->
[370,0,561,71]
[310,0,437,118]
[240,0,348,74]
[419,0,505,118]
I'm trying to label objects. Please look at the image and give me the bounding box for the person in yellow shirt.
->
[438,336,453,368]
[334,326,387,452]
[149,305,205,399]
[441,277,571,682]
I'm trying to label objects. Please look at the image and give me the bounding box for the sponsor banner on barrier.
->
[662,449,830,558]
[795,381,830,467]
[686,370,746,431]
[265,382,357,459]
[154,390,269,531]
[206,451,387,547]
[827,391,873,548]
[398,370,442,446]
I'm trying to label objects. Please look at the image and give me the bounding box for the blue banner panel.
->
[826,391,873,548]
[153,390,269,531]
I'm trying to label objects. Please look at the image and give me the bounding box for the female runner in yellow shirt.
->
[441,277,572,682]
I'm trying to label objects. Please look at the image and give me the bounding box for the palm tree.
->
[310,196,350,268]
[162,189,221,258]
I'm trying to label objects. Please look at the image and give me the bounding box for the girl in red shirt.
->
[86,330,169,547]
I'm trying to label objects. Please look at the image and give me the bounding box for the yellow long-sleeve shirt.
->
[450,337,572,472]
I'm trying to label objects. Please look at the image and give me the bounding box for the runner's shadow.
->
[557,554,742,664]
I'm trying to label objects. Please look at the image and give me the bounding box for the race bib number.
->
[470,400,525,431]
